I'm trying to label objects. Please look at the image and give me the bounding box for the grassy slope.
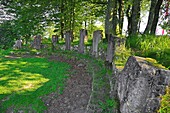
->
[0,55,70,112]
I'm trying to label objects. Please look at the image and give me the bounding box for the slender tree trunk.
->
[85,21,87,29]
[144,0,158,34]
[112,0,118,35]
[130,0,141,35]
[126,5,132,35]
[71,0,75,31]
[60,1,64,39]
[150,0,163,34]
[105,0,115,41]
[168,0,170,35]
[118,0,124,35]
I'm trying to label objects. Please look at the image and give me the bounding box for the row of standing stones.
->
[13,29,170,113]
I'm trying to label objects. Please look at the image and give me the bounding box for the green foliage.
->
[0,56,70,112]
[1,0,106,43]
[0,21,16,49]
[115,43,132,70]
[159,87,170,113]
[126,35,170,68]
[99,99,117,113]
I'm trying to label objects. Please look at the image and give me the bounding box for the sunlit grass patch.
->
[115,44,132,70]
[0,57,70,112]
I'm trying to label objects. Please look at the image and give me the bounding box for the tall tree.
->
[150,0,163,34]
[144,0,158,34]
[118,0,124,35]
[130,0,141,35]
[105,0,117,41]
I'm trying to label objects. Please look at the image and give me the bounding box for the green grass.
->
[0,57,70,112]
[159,87,170,113]
[126,35,170,68]
[115,44,132,70]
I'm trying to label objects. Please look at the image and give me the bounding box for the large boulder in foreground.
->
[117,56,170,113]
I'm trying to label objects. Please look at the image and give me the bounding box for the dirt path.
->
[44,55,92,113]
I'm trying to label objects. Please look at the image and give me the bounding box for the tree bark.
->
[150,0,163,34]
[105,0,116,41]
[130,0,141,35]
[60,1,64,39]
[126,5,132,35]
[112,0,118,35]
[118,0,124,35]
[144,0,158,34]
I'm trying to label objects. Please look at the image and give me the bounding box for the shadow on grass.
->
[0,57,70,112]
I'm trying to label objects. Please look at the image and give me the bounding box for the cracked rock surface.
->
[117,56,170,113]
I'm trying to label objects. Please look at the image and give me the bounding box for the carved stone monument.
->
[92,30,102,57]
[65,31,71,50]
[78,29,87,53]
[13,39,22,49]
[51,35,58,51]
[31,35,42,50]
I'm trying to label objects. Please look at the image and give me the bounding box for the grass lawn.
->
[0,56,70,112]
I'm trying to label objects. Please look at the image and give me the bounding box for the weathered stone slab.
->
[117,56,170,113]
[31,35,42,50]
[65,31,71,50]
[92,30,102,57]
[78,29,87,53]
[52,35,58,46]
[13,39,22,49]
[51,35,58,51]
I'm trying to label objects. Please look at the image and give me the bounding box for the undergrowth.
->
[159,87,170,113]
[126,35,170,68]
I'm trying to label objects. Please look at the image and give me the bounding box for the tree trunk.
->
[150,0,163,34]
[144,0,158,34]
[105,0,115,41]
[168,0,170,35]
[118,0,124,35]
[112,0,118,35]
[60,1,64,39]
[130,0,141,35]
[126,5,132,35]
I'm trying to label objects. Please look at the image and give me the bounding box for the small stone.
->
[78,63,84,67]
